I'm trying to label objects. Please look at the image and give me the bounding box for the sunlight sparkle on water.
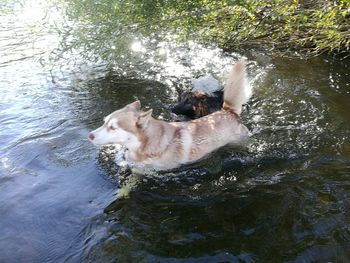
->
[131,41,146,52]
[19,0,47,23]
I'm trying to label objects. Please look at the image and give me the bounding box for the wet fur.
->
[89,60,252,171]
[172,90,223,119]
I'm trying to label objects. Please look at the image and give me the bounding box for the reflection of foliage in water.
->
[51,0,350,62]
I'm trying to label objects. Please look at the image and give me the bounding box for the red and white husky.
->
[89,60,252,170]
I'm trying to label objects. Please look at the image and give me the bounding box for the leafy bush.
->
[55,0,350,58]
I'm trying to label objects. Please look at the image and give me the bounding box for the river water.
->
[0,1,349,262]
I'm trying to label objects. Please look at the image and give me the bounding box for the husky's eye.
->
[109,124,118,130]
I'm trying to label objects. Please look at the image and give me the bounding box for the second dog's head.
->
[171,90,223,119]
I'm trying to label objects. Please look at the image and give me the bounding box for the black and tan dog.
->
[171,89,224,119]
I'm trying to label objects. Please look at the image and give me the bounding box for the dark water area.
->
[1,1,350,263]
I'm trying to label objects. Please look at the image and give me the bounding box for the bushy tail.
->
[223,59,252,115]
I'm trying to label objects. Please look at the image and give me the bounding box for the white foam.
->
[191,75,221,92]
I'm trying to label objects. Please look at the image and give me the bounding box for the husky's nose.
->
[88,132,95,140]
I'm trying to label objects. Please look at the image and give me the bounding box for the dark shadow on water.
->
[72,75,177,129]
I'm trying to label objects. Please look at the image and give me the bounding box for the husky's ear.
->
[136,109,153,127]
[126,100,141,111]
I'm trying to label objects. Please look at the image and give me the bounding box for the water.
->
[1,2,350,262]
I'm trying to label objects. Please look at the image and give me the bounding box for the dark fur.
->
[171,90,223,119]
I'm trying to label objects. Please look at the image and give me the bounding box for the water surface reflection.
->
[0,1,349,262]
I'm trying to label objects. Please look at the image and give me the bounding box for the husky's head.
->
[88,100,152,150]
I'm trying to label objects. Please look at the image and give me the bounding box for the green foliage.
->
[53,0,350,60]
